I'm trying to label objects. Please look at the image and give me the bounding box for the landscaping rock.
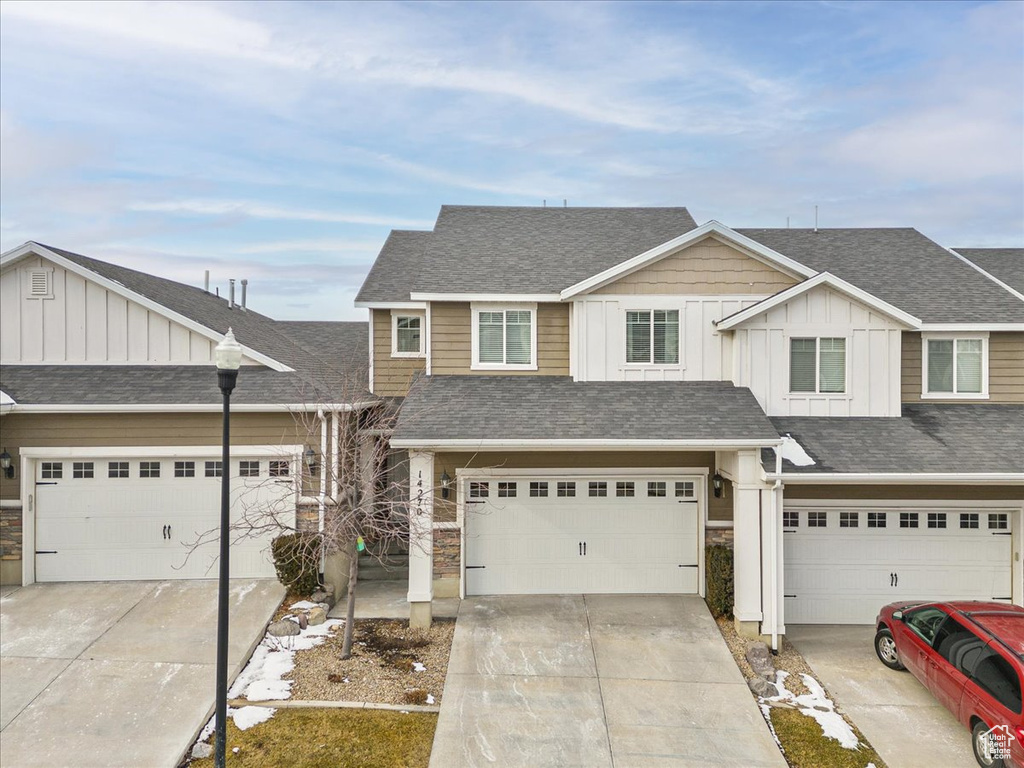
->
[267,619,301,637]
[307,606,327,626]
[297,613,308,630]
[191,742,212,760]
[748,677,779,698]
[746,641,776,681]
[310,590,335,608]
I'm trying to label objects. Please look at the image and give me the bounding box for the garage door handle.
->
[583,542,587,556]
[894,573,898,587]
[578,541,582,556]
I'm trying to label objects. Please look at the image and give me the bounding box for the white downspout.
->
[318,409,328,535]
[330,410,340,503]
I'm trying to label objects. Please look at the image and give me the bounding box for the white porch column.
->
[759,484,785,648]
[407,450,434,630]
[732,448,765,637]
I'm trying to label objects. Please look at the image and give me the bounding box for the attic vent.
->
[27,269,53,299]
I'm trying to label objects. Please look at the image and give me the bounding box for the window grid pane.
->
[900,512,919,528]
[808,511,827,527]
[505,311,532,364]
[928,339,954,393]
[478,312,505,363]
[839,511,859,528]
[497,482,517,498]
[396,316,421,353]
[588,482,608,497]
[652,310,679,364]
[626,311,652,363]
[139,461,160,478]
[674,481,695,498]
[174,461,195,478]
[867,511,886,528]
[956,339,983,393]
[960,513,979,529]
[239,460,260,477]
[269,460,289,477]
[72,461,94,479]
[783,511,799,528]
[469,482,489,498]
[556,481,576,497]
[616,481,635,497]
[41,461,63,479]
[529,481,548,498]
[109,461,130,478]
[928,512,947,529]
[819,338,846,393]
[989,513,1008,530]
[647,481,666,497]
[790,339,816,393]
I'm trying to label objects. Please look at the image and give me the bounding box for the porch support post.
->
[407,450,434,630]
[732,448,765,638]
[759,484,785,646]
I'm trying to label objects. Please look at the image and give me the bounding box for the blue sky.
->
[1,0,1021,320]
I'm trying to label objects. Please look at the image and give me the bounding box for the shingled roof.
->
[953,248,1024,294]
[392,375,779,444]
[767,404,1024,475]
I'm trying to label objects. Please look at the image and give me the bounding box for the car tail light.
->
[1017,726,1024,743]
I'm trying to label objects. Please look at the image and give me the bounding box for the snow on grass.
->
[194,618,345,749]
[289,600,320,610]
[766,670,860,750]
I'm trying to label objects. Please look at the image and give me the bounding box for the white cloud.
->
[128,199,433,228]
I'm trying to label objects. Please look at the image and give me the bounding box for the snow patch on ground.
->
[765,671,860,750]
[233,582,257,605]
[289,600,320,610]
[775,434,816,467]
[232,705,276,731]
[412,662,426,672]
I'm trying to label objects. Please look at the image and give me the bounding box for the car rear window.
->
[971,649,1022,714]
[933,618,986,677]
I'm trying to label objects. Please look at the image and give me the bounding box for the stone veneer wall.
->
[0,506,22,561]
[705,527,734,547]
[433,528,460,581]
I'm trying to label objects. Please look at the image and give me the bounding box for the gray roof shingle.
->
[393,375,779,443]
[736,229,1024,324]
[953,248,1024,294]
[355,206,698,301]
[766,405,1024,475]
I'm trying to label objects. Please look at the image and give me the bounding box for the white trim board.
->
[19,444,306,459]
[4,402,375,413]
[354,301,428,310]
[410,292,562,303]
[771,472,1024,485]
[715,272,922,330]
[560,221,816,299]
[391,438,783,450]
[0,242,294,372]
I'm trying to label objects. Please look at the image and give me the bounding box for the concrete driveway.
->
[788,625,973,768]
[0,579,283,768]
[430,594,786,768]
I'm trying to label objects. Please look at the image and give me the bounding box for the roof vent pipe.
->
[228,278,235,309]
[241,279,248,310]
[814,205,819,233]
[563,199,567,207]
[204,270,210,293]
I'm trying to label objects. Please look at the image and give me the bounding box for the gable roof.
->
[952,248,1024,297]
[736,229,1024,324]
[715,271,921,330]
[355,205,697,303]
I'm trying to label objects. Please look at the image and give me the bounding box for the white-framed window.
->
[471,303,537,370]
[26,267,54,299]
[922,333,988,399]
[391,311,425,358]
[625,309,679,365]
[790,337,846,394]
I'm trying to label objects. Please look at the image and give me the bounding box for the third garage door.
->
[463,474,701,596]
[784,506,1014,624]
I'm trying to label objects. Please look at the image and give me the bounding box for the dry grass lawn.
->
[189,708,437,768]
[770,707,885,768]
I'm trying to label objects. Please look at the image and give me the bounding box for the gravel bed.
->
[715,616,815,696]
[286,618,455,706]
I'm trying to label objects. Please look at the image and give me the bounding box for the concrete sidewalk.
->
[429,594,786,767]
[0,579,283,768]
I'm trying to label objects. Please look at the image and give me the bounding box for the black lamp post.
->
[214,328,242,768]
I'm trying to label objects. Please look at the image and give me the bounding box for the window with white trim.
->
[391,313,424,357]
[790,337,846,394]
[626,310,679,365]
[924,336,986,397]
[473,306,535,368]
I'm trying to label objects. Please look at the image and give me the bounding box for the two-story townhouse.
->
[356,205,1024,639]
[0,242,370,588]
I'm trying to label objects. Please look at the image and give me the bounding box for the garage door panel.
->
[464,476,699,596]
[785,507,1014,624]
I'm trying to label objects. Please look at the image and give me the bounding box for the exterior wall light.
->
[712,472,724,498]
[440,469,452,499]
[0,449,13,480]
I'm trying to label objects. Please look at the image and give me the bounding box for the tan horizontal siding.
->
[372,309,425,397]
[431,451,725,524]
[593,235,798,296]
[903,331,1023,404]
[430,302,570,377]
[785,485,1024,502]
[0,412,321,500]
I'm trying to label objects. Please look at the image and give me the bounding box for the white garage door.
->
[464,474,701,596]
[784,506,1014,624]
[33,452,296,582]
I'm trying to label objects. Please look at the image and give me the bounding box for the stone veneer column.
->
[407,450,434,630]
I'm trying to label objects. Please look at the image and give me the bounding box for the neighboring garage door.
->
[33,453,296,582]
[464,474,701,595]
[784,506,1014,624]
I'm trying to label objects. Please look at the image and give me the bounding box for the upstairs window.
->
[473,306,535,369]
[392,313,424,357]
[924,336,986,397]
[790,337,846,394]
[626,310,679,364]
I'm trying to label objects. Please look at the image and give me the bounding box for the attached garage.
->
[462,472,702,596]
[784,504,1016,624]
[26,447,299,583]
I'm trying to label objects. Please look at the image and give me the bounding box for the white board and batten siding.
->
[733,285,904,417]
[572,296,763,382]
[0,255,258,365]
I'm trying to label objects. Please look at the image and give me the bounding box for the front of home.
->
[2,209,1022,642]
[356,206,1024,637]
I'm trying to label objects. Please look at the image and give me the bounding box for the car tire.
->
[972,720,1007,768]
[874,627,904,670]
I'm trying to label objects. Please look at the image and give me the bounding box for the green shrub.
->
[270,533,320,594]
[705,544,734,618]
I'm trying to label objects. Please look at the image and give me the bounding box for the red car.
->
[875,601,1024,768]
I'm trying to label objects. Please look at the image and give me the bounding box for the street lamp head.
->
[215,328,243,371]
[215,328,242,395]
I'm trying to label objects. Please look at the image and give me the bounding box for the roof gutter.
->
[389,438,783,451]
[766,472,1024,485]
[3,401,380,414]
